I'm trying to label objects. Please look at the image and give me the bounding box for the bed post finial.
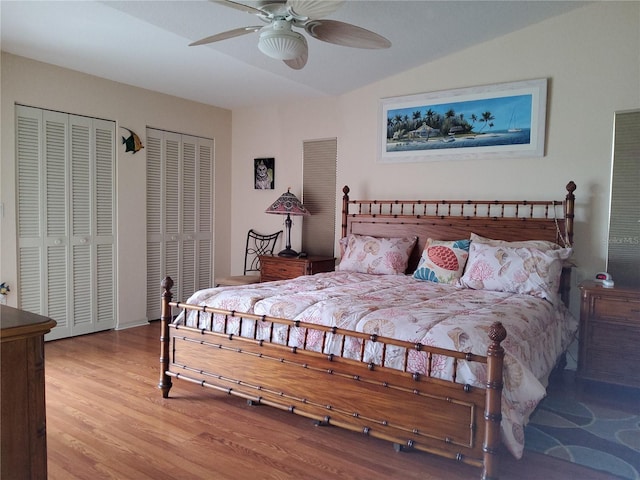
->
[564,181,576,246]
[341,186,350,239]
[482,321,506,480]
[158,276,174,398]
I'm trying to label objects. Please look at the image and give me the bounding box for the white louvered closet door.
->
[146,129,213,320]
[16,105,116,341]
[70,115,116,336]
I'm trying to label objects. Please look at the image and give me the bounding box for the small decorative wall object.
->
[0,282,10,305]
[254,157,275,190]
[121,127,144,154]
[379,78,547,162]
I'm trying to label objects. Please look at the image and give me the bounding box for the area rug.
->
[525,396,640,479]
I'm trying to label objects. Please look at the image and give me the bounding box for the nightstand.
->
[259,255,335,282]
[577,281,640,388]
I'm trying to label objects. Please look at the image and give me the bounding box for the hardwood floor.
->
[44,324,624,480]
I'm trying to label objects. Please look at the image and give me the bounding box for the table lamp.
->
[265,188,310,257]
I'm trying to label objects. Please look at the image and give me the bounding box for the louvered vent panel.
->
[96,244,114,326]
[72,244,91,326]
[165,139,180,235]
[96,127,114,236]
[182,141,196,234]
[146,242,162,317]
[71,124,91,236]
[198,143,212,233]
[197,239,212,290]
[181,240,196,299]
[17,115,41,238]
[302,138,337,257]
[18,247,42,314]
[47,245,68,326]
[146,135,162,237]
[45,120,67,237]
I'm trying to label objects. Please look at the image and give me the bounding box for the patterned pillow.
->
[337,234,418,275]
[459,242,572,303]
[470,232,565,251]
[413,239,470,284]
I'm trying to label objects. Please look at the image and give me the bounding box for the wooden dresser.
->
[1,305,56,480]
[577,281,640,388]
[259,255,335,282]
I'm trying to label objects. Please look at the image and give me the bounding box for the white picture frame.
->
[378,78,547,163]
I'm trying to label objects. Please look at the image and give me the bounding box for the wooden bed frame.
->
[159,181,576,480]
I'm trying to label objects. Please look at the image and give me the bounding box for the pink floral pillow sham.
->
[338,234,418,275]
[470,232,565,252]
[459,242,572,303]
[413,238,470,284]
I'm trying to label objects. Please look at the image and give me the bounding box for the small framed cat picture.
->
[254,157,275,190]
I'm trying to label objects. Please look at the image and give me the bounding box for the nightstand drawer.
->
[592,295,640,320]
[262,261,305,281]
[259,255,335,282]
[585,320,640,352]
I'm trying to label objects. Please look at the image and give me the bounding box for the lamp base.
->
[277,248,299,258]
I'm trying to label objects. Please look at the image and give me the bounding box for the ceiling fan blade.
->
[287,0,344,20]
[283,36,308,69]
[189,26,261,46]
[212,0,267,16]
[305,19,391,49]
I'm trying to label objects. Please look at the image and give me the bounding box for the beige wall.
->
[232,2,640,313]
[0,53,232,328]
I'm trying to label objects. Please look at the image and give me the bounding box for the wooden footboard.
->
[158,277,506,480]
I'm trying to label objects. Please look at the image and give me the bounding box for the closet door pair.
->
[16,105,116,340]
[145,128,214,320]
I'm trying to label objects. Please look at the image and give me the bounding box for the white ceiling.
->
[1,1,587,110]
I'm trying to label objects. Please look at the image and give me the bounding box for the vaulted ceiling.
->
[1,1,587,109]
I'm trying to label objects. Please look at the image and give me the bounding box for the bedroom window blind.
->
[145,128,214,320]
[607,110,640,287]
[16,105,116,341]
[302,138,337,257]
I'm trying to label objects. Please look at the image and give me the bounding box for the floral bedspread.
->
[175,271,577,458]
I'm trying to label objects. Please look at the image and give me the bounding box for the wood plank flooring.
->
[44,324,621,480]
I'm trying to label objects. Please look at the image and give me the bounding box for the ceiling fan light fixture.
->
[258,27,306,60]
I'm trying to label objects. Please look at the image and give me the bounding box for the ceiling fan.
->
[189,0,391,70]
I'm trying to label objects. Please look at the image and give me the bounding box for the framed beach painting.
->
[378,78,547,162]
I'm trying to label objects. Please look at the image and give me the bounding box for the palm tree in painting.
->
[470,113,478,131]
[412,110,422,129]
[425,109,436,128]
[478,111,495,133]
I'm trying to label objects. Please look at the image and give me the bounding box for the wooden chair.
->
[214,229,283,287]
